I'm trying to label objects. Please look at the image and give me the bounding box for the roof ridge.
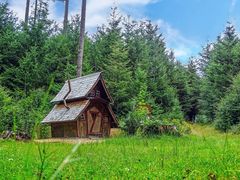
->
[67,72,102,82]
[51,71,105,103]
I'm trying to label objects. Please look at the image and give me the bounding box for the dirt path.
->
[35,128,121,144]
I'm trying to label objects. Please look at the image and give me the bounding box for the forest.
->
[1,1,240,138]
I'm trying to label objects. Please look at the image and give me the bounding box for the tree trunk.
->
[63,0,69,32]
[34,0,38,25]
[77,0,87,77]
[25,0,30,25]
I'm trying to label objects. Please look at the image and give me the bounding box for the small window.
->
[103,116,109,123]
[80,114,85,120]
[91,112,98,120]
[96,90,100,97]
[89,90,95,97]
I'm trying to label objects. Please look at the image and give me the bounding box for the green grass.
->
[0,124,240,179]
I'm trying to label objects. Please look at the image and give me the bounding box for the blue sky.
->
[2,0,240,63]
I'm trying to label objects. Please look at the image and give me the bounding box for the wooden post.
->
[85,112,88,137]
[77,0,87,77]
[76,120,80,137]
[25,0,30,25]
[100,116,103,137]
[51,124,53,137]
[108,118,111,137]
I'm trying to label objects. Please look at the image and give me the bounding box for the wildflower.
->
[125,168,130,172]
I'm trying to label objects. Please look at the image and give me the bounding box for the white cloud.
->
[4,0,197,62]
[70,0,158,29]
[156,19,199,62]
[230,0,237,14]
[174,48,189,58]
[7,0,26,20]
[48,0,58,21]
[4,0,58,22]
[4,0,157,28]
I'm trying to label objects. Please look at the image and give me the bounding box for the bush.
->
[121,108,148,135]
[173,120,191,135]
[136,118,191,136]
[39,124,51,139]
[230,124,240,134]
[121,107,191,136]
[121,75,188,136]
[195,114,211,124]
[0,86,13,133]
[137,118,162,136]
[0,88,52,139]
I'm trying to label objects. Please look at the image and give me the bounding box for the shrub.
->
[121,107,148,135]
[173,119,191,135]
[230,124,240,134]
[121,73,187,136]
[195,114,211,124]
[39,124,51,139]
[138,118,162,136]
[136,118,191,136]
[0,86,13,133]
[122,108,191,136]
[0,87,52,139]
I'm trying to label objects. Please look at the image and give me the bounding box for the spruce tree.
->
[216,73,240,131]
[199,22,239,121]
[91,7,132,116]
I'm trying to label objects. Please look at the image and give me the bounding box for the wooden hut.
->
[41,72,118,138]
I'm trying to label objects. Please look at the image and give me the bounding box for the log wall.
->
[51,121,77,138]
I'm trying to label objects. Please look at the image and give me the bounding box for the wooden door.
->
[79,120,87,137]
[87,107,103,135]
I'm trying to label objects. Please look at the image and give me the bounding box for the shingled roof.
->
[51,72,112,103]
[42,100,118,125]
[42,100,90,123]
[42,72,118,125]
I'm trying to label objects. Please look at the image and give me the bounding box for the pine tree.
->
[91,7,132,116]
[123,17,149,74]
[216,73,240,131]
[197,42,213,76]
[199,22,239,121]
[186,59,200,121]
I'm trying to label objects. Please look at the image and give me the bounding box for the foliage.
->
[195,114,211,124]
[198,23,240,122]
[230,124,240,134]
[122,75,189,136]
[3,1,240,136]
[0,86,13,132]
[215,74,240,131]
[0,89,52,138]
[121,107,148,135]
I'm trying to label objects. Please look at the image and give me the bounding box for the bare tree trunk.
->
[63,0,69,32]
[25,0,30,25]
[77,0,87,77]
[34,0,38,25]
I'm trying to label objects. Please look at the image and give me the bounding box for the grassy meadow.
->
[0,124,240,179]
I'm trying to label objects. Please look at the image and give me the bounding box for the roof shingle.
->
[51,72,101,103]
[42,100,90,123]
